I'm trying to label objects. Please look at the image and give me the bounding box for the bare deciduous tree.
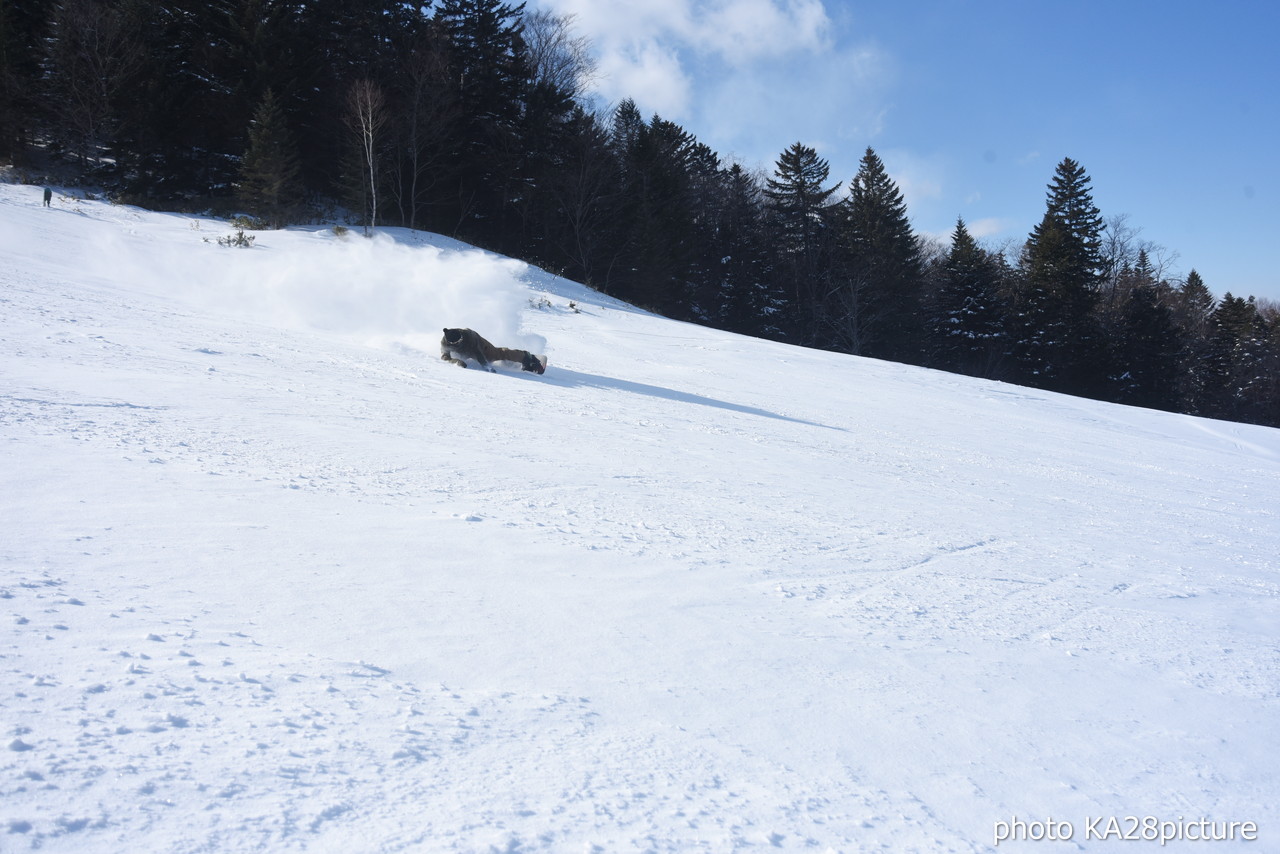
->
[542,110,619,285]
[1100,213,1179,311]
[45,0,145,164]
[345,78,388,234]
[388,32,459,231]
[522,9,597,100]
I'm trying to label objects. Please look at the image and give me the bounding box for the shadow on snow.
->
[533,367,844,432]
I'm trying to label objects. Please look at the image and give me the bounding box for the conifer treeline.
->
[4,0,1277,426]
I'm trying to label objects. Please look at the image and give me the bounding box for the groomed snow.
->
[2,183,1277,852]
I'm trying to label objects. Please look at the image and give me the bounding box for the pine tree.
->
[538,106,621,288]
[1112,284,1184,410]
[1015,158,1108,395]
[1202,294,1271,423]
[1172,269,1216,413]
[1030,157,1106,281]
[762,142,838,344]
[1133,248,1156,288]
[0,0,51,161]
[683,139,732,322]
[105,0,194,195]
[506,10,588,262]
[434,0,529,244]
[837,147,924,361]
[609,98,644,164]
[437,0,527,116]
[154,0,292,195]
[929,218,1007,377]
[1176,270,1215,334]
[1261,308,1280,427]
[1013,214,1069,386]
[713,164,774,337]
[611,114,704,316]
[236,88,302,227]
[764,143,838,255]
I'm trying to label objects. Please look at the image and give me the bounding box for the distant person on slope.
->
[441,328,546,374]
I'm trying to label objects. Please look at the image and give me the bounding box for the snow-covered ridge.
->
[2,183,1277,852]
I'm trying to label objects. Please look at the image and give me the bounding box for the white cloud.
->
[967,217,1009,239]
[697,40,893,179]
[696,0,831,66]
[532,0,841,124]
[543,0,830,64]
[596,40,692,118]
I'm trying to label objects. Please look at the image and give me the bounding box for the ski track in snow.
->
[2,183,1279,852]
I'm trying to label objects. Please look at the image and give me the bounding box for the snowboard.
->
[491,354,546,374]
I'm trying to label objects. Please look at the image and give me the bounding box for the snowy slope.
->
[2,182,1278,853]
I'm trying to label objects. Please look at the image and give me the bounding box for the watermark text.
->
[993,815,1258,846]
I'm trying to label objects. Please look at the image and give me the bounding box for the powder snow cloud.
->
[95,225,546,358]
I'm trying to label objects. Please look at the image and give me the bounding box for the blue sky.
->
[529,0,1280,303]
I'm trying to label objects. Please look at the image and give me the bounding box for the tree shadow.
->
[530,366,845,432]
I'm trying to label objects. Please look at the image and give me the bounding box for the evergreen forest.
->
[4,0,1277,426]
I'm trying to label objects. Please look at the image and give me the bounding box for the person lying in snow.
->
[440,327,546,374]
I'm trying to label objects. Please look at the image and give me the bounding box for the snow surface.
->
[2,183,1278,853]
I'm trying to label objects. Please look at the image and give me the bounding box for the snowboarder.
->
[441,328,546,374]
[43,188,52,207]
